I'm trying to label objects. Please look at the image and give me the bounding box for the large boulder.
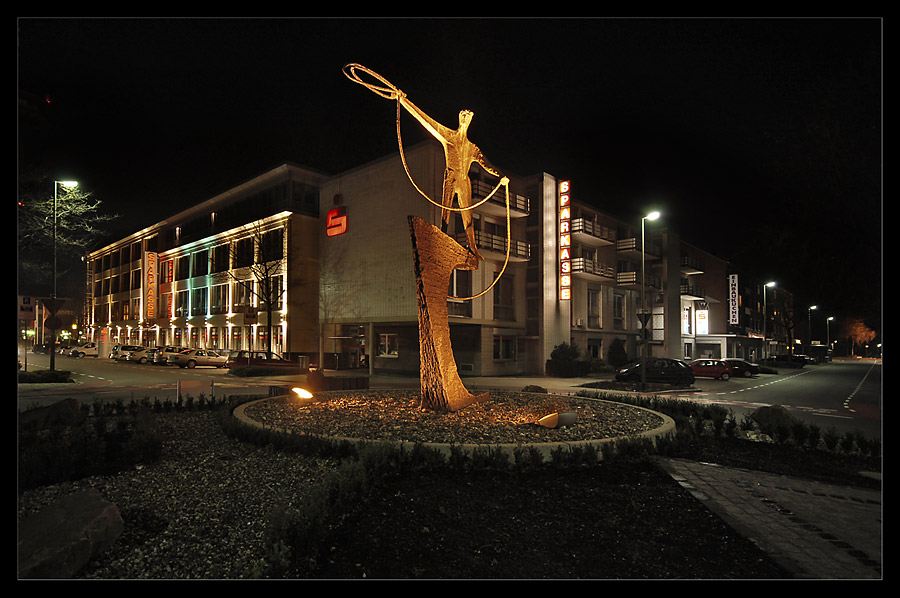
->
[18,489,123,579]
[19,398,85,430]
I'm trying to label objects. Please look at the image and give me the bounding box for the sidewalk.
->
[657,458,882,579]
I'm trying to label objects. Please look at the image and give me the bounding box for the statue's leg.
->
[409,216,489,412]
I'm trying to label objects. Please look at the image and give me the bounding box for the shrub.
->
[546,342,591,377]
[607,338,629,368]
[18,369,73,383]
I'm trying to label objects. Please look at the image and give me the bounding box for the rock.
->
[18,489,124,579]
[19,398,85,430]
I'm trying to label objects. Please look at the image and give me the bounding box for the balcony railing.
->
[617,271,661,289]
[680,284,705,300]
[616,237,661,257]
[471,179,530,214]
[680,255,705,275]
[571,258,616,279]
[571,219,616,245]
[456,230,530,261]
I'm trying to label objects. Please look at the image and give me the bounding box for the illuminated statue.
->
[344,63,511,411]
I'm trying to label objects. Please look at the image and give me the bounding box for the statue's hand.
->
[500,176,510,186]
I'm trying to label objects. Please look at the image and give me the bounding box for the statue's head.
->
[458,110,474,130]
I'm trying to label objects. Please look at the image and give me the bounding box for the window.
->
[448,270,472,317]
[211,244,229,273]
[192,250,208,277]
[613,294,625,330]
[175,256,190,280]
[175,290,189,317]
[259,228,284,262]
[493,273,514,321]
[233,238,253,268]
[160,259,174,283]
[587,288,601,328]
[191,287,208,316]
[493,335,516,361]
[211,284,229,314]
[232,281,252,312]
[378,333,398,357]
[259,276,284,310]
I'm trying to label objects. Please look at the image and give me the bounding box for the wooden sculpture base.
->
[409,216,490,412]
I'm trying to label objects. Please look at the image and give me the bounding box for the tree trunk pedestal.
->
[408,216,489,412]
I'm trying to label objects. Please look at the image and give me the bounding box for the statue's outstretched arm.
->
[474,147,502,178]
[397,93,451,143]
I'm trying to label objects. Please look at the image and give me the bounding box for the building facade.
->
[85,165,325,362]
[84,145,794,374]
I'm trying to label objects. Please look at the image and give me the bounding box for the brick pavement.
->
[658,458,882,579]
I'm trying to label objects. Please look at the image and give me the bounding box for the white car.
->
[111,344,143,360]
[166,349,228,369]
[70,342,99,358]
[123,347,157,364]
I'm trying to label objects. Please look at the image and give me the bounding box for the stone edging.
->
[232,395,676,459]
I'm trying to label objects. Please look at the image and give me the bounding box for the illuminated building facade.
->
[85,165,324,361]
[86,144,790,373]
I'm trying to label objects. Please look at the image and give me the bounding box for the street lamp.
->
[826,316,834,348]
[807,305,818,353]
[640,211,660,389]
[49,180,78,371]
[762,281,776,363]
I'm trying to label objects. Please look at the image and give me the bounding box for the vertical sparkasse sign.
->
[559,180,571,300]
[143,252,158,320]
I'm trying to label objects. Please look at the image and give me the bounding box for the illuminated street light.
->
[807,305,818,352]
[827,316,835,348]
[640,211,660,389]
[48,180,78,371]
[763,281,776,362]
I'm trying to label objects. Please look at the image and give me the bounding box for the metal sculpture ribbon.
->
[344,63,512,411]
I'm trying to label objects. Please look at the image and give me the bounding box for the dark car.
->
[690,359,732,380]
[226,350,303,371]
[766,354,806,368]
[722,358,759,377]
[615,358,695,386]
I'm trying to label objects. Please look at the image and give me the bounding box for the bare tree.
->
[227,221,286,356]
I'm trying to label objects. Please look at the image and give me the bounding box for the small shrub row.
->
[18,369,73,383]
[18,411,163,491]
[576,390,881,458]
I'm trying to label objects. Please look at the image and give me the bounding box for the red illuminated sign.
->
[326,206,348,236]
[559,181,571,300]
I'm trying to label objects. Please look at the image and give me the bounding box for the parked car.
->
[70,342,99,358]
[226,350,303,371]
[153,346,190,365]
[722,358,759,377]
[142,347,163,364]
[167,348,228,368]
[615,358,695,386]
[766,354,806,368]
[123,346,158,364]
[690,359,732,380]
[111,344,143,360]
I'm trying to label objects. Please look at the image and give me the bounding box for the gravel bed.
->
[241,390,666,445]
[17,392,667,579]
[17,411,334,579]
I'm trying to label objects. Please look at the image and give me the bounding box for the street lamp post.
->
[763,281,776,363]
[49,180,78,371]
[807,305,818,354]
[640,211,660,389]
[826,316,834,348]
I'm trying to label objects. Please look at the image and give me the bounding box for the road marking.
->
[843,361,878,414]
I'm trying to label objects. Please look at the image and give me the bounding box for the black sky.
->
[17,17,882,328]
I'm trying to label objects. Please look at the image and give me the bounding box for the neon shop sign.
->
[559,180,571,300]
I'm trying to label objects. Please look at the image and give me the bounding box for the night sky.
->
[17,18,882,330]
